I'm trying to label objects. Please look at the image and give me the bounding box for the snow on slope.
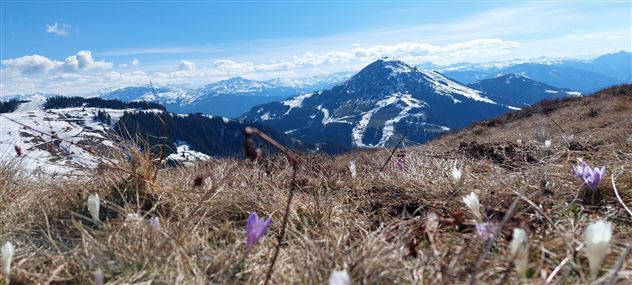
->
[418,70,496,104]
[352,92,432,147]
[167,143,210,164]
[282,93,314,115]
[0,101,163,175]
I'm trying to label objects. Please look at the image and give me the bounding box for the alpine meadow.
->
[1,1,631,284]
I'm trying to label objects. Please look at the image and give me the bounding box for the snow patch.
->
[352,92,427,147]
[317,105,354,125]
[167,143,210,164]
[419,70,497,104]
[281,93,313,115]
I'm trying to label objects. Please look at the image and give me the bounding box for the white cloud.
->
[46,22,70,36]
[118,58,140,68]
[1,51,112,77]
[60,51,112,72]
[1,55,59,75]
[177,60,196,71]
[209,38,519,75]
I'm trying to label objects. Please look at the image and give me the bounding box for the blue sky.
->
[1,1,630,95]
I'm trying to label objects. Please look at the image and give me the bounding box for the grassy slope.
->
[0,85,631,284]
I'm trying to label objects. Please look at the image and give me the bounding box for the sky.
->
[1,0,631,96]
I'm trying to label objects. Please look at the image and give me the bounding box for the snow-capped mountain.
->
[467,74,581,107]
[100,73,351,118]
[240,58,511,148]
[439,51,630,91]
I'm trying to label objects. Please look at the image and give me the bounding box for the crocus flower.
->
[328,270,350,285]
[451,161,462,181]
[582,166,606,190]
[425,212,440,239]
[94,268,103,285]
[2,241,15,282]
[87,193,100,223]
[149,216,161,230]
[124,213,143,226]
[475,223,496,241]
[462,192,482,222]
[349,161,357,178]
[584,220,612,279]
[572,162,590,178]
[544,140,552,148]
[510,228,529,279]
[245,211,272,253]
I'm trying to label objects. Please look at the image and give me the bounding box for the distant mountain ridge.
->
[241,59,511,148]
[99,73,352,118]
[439,51,630,91]
[467,74,580,107]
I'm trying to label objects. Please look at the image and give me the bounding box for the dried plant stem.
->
[605,242,632,285]
[264,166,298,285]
[379,132,407,172]
[611,174,632,217]
[243,127,302,285]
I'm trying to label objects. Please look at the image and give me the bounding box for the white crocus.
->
[510,228,529,278]
[125,213,142,221]
[328,270,350,285]
[544,139,552,148]
[349,161,357,178]
[94,268,104,285]
[2,241,15,281]
[149,216,161,230]
[584,220,613,279]
[425,212,440,239]
[462,192,482,222]
[87,193,100,223]
[451,161,462,181]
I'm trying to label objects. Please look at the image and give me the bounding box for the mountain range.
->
[99,72,352,118]
[467,73,579,107]
[94,51,629,119]
[241,59,514,148]
[440,51,630,92]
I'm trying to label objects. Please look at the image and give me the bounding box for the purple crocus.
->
[394,158,404,170]
[572,162,590,178]
[582,166,606,190]
[245,211,272,253]
[475,223,496,241]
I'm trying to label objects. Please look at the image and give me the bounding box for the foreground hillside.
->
[0,85,631,284]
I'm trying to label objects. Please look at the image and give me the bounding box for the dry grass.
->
[1,85,631,284]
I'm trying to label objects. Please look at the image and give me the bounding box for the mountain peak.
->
[369,58,416,74]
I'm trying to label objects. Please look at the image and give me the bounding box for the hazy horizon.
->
[1,1,631,96]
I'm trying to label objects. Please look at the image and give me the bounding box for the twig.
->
[605,242,632,285]
[511,189,556,230]
[549,118,571,145]
[467,179,528,285]
[545,243,584,284]
[243,127,301,285]
[379,132,407,172]
[611,174,632,217]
